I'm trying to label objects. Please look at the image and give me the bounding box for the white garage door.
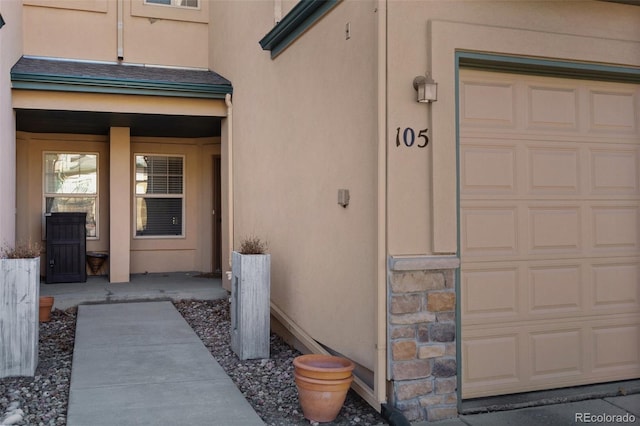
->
[459,69,640,399]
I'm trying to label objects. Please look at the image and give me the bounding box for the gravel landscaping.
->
[0,308,76,426]
[1,299,385,426]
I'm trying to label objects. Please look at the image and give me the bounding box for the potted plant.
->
[230,236,270,360]
[39,295,55,322]
[293,354,355,422]
[0,241,41,378]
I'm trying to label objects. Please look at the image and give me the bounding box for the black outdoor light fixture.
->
[0,14,6,29]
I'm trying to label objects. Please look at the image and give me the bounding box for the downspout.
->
[225,93,234,267]
[117,0,124,60]
[375,0,388,408]
[274,0,282,25]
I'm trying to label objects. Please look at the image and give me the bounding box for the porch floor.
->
[40,272,227,310]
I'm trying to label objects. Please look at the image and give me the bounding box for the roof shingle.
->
[11,56,232,98]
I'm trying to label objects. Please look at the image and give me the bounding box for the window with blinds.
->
[135,155,184,237]
[145,0,199,8]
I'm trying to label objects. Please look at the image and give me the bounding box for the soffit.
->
[15,109,221,138]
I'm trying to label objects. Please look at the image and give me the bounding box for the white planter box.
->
[0,257,40,378]
[230,251,270,360]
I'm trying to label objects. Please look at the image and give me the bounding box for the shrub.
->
[239,236,268,255]
[1,241,41,259]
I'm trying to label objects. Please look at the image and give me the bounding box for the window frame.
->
[132,0,208,24]
[133,153,186,239]
[42,151,100,240]
[143,0,200,10]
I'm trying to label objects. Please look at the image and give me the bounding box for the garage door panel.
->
[461,80,516,128]
[461,207,518,255]
[528,147,580,194]
[589,90,637,134]
[590,148,639,194]
[592,324,639,371]
[529,265,582,314]
[528,207,582,253]
[527,85,578,131]
[461,70,640,398]
[591,206,639,251]
[592,261,639,310]
[461,145,516,193]
[463,317,640,398]
[463,333,520,385]
[462,267,519,322]
[530,329,583,379]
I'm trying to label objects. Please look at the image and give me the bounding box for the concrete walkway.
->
[422,394,640,426]
[66,301,264,426]
[41,272,227,310]
[55,275,639,425]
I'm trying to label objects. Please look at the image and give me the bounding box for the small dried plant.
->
[239,235,268,255]
[1,241,41,259]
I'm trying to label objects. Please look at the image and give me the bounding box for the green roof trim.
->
[11,74,231,99]
[458,52,640,84]
[259,0,340,58]
[11,57,233,99]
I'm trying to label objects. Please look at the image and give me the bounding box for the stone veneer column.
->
[388,256,460,422]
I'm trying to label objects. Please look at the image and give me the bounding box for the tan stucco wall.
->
[12,90,227,117]
[129,138,219,274]
[23,0,209,67]
[15,131,220,277]
[210,0,640,410]
[16,133,110,273]
[211,0,379,369]
[385,0,640,255]
[0,0,23,247]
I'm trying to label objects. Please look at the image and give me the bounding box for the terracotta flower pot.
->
[293,354,355,380]
[294,372,353,423]
[39,296,54,322]
[86,252,108,275]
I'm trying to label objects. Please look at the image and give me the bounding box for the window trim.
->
[42,151,100,240]
[132,0,208,23]
[133,153,186,239]
[144,0,200,10]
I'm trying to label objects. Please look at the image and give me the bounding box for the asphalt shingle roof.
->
[11,56,232,98]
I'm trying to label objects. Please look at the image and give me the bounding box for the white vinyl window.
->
[135,154,184,237]
[145,0,199,8]
[44,153,99,238]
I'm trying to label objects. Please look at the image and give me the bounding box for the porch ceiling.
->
[15,109,221,138]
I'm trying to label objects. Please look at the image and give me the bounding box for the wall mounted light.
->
[337,189,350,208]
[0,14,5,29]
[413,74,437,103]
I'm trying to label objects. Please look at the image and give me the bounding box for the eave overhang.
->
[259,0,340,59]
[11,57,233,99]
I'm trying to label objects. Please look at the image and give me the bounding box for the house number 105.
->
[396,127,429,148]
